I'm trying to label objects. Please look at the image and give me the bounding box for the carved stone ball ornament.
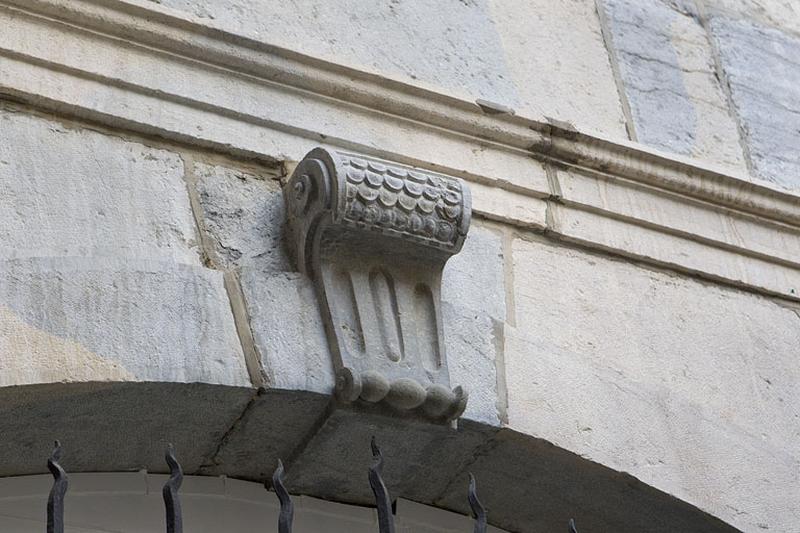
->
[284,148,472,422]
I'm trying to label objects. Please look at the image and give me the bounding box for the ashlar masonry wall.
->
[1,101,797,532]
[0,1,799,532]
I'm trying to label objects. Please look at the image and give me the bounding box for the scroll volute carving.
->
[285,148,471,422]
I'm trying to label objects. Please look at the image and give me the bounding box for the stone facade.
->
[0,1,798,532]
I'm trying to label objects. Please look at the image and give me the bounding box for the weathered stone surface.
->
[238,269,335,394]
[0,258,250,387]
[547,202,800,300]
[710,17,800,189]
[442,302,501,426]
[441,224,506,425]
[555,167,800,269]
[469,181,548,230]
[0,109,200,264]
[151,0,627,137]
[203,389,332,481]
[702,0,800,36]
[601,0,746,171]
[0,382,253,476]
[193,161,290,271]
[285,409,496,505]
[0,5,547,203]
[150,0,515,113]
[442,224,505,321]
[507,237,800,532]
[434,429,740,533]
[487,0,628,136]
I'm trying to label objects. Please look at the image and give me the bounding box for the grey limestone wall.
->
[0,108,249,388]
[1,100,797,531]
[0,102,509,422]
[600,0,800,188]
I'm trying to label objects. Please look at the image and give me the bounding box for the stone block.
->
[601,0,746,171]
[193,161,291,271]
[490,0,629,136]
[0,109,200,264]
[152,0,627,137]
[702,0,800,36]
[469,181,548,230]
[0,257,250,387]
[504,330,799,532]
[238,269,335,394]
[0,382,253,476]
[709,17,800,189]
[508,237,800,531]
[203,389,333,481]
[442,224,506,321]
[442,302,501,426]
[285,409,496,506]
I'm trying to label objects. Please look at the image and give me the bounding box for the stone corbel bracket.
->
[285,148,471,422]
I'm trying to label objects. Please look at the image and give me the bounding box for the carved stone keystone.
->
[284,148,471,422]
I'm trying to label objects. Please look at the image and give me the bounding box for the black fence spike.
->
[163,444,183,533]
[569,518,578,532]
[46,440,68,533]
[368,437,395,533]
[272,459,294,533]
[467,473,487,533]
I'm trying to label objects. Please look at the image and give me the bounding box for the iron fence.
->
[43,439,579,533]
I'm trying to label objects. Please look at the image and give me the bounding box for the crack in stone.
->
[627,84,730,110]
[430,429,502,507]
[618,49,713,75]
[197,390,260,473]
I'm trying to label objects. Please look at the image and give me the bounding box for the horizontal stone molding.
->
[0,0,799,300]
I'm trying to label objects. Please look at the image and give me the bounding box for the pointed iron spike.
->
[272,459,294,533]
[47,440,68,533]
[368,438,395,533]
[163,444,183,533]
[569,518,578,533]
[467,473,487,533]
[371,435,381,460]
[50,440,62,462]
[370,436,384,473]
